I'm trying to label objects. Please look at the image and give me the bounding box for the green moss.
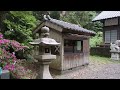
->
[90,55,120,64]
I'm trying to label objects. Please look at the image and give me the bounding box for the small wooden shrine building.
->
[33,15,96,74]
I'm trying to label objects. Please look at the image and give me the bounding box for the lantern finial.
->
[41,26,50,37]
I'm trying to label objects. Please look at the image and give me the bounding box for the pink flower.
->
[3,39,10,43]
[3,64,15,71]
[0,40,4,44]
[0,34,3,39]
[0,33,29,71]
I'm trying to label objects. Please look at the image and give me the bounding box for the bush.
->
[90,32,103,47]
[0,33,27,71]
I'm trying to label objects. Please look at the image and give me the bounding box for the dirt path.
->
[52,56,120,79]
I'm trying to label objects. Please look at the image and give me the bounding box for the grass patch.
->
[90,55,120,64]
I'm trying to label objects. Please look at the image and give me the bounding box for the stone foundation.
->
[110,51,120,61]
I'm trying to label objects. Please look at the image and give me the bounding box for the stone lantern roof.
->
[30,26,60,46]
[29,38,60,46]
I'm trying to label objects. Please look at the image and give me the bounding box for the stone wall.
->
[90,47,111,57]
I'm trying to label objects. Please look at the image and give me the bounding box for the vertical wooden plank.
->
[78,55,79,66]
[63,57,65,70]
[71,55,73,68]
[76,54,79,67]
[63,52,89,70]
[74,55,77,67]
[111,30,117,43]
[69,56,70,69]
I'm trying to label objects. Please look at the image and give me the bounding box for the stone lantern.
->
[110,40,120,60]
[29,26,60,79]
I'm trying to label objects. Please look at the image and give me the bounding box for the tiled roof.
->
[92,11,120,21]
[45,15,96,35]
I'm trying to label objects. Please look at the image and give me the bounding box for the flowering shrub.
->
[11,59,39,79]
[0,33,28,71]
[12,64,32,79]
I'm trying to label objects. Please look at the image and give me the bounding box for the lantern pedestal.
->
[35,55,56,79]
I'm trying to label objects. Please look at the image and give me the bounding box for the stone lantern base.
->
[35,55,56,79]
[38,62,53,79]
[110,50,120,60]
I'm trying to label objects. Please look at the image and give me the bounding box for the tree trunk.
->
[0,11,8,32]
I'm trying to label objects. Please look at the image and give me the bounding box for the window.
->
[111,30,117,43]
[45,48,50,53]
[105,31,110,43]
[105,30,117,43]
[64,39,83,53]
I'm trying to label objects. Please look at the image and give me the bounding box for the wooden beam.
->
[63,33,90,40]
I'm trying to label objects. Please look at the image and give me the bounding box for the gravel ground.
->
[52,57,120,79]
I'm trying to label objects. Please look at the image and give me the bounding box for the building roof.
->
[34,15,96,36]
[92,11,120,21]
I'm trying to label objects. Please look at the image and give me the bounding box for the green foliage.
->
[1,11,38,59]
[33,11,60,21]
[33,11,49,21]
[50,11,60,20]
[3,11,38,46]
[61,11,103,32]
[90,55,120,64]
[90,32,103,47]
[0,33,27,71]
[0,11,9,32]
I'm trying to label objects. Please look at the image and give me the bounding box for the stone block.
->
[111,53,120,60]
[0,70,10,79]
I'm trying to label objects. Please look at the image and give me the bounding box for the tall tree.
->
[3,11,38,46]
[0,11,9,32]
[50,11,60,19]
[33,11,49,21]
[33,11,61,21]
[61,11,103,32]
